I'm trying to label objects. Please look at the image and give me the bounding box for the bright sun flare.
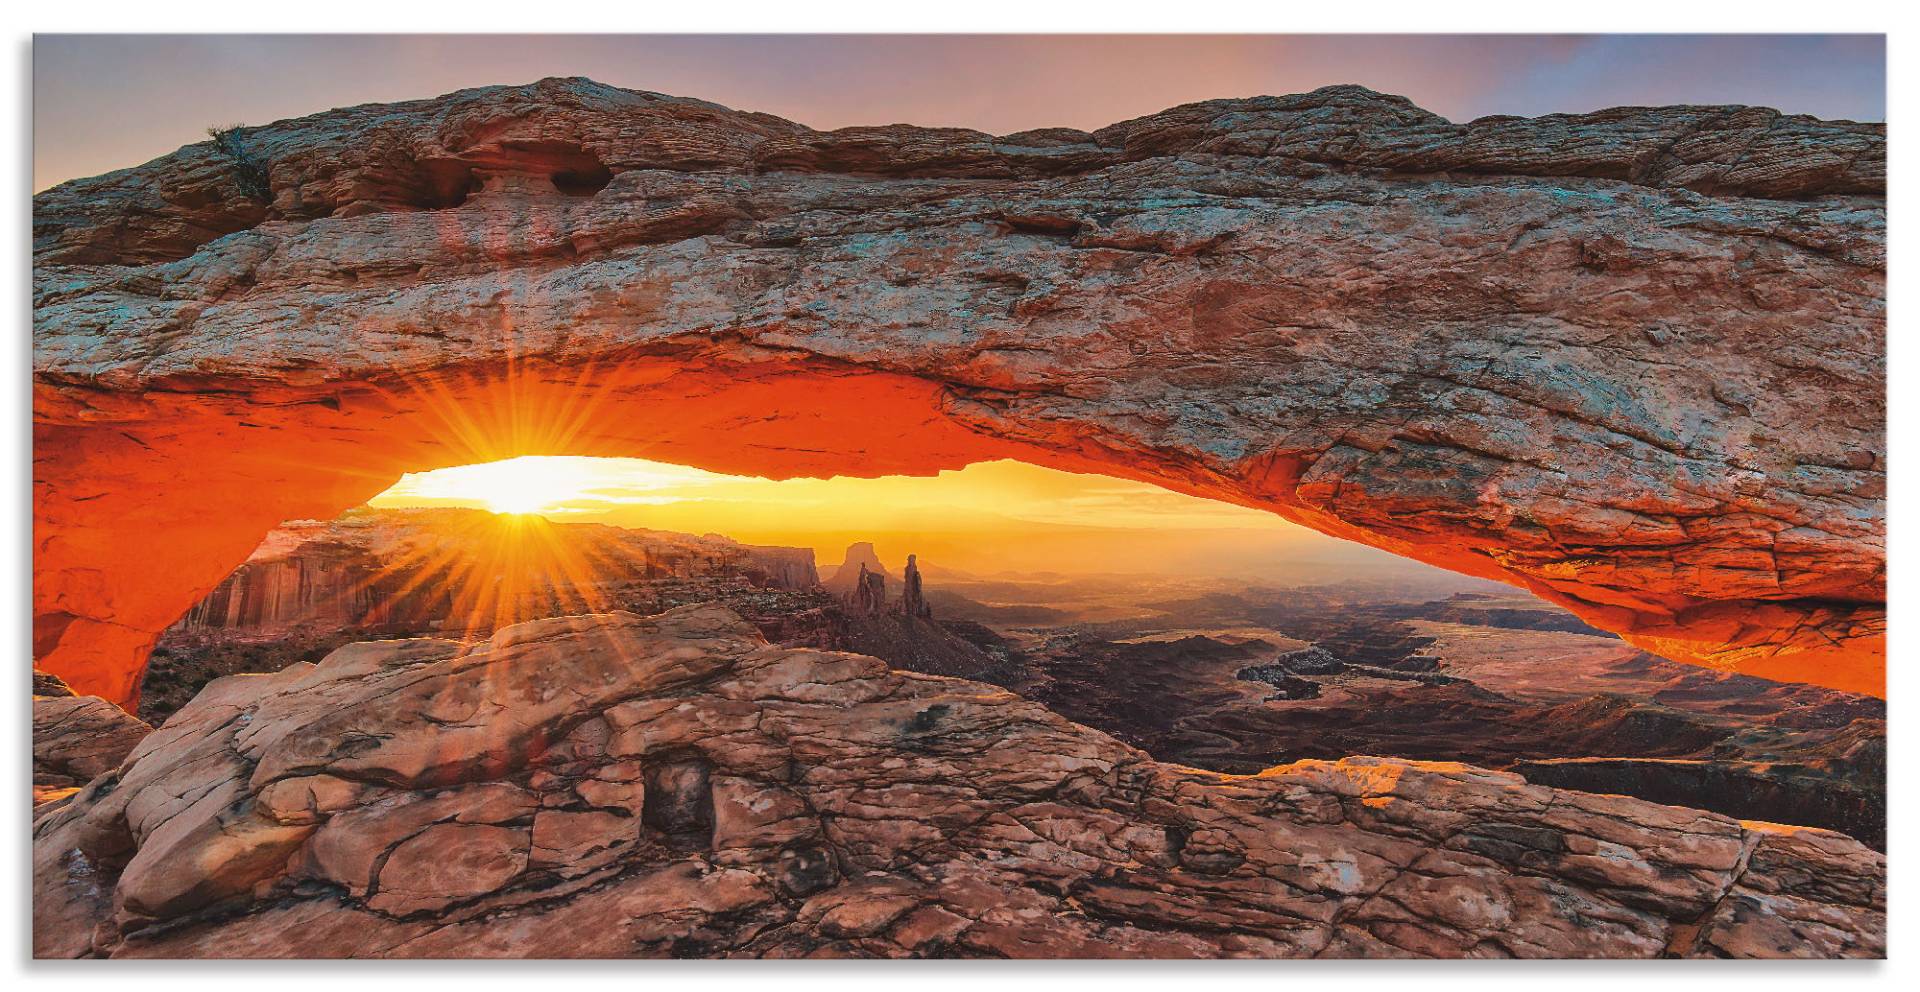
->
[473,465,581,515]
[399,457,600,516]
[376,455,730,517]
[485,481,568,515]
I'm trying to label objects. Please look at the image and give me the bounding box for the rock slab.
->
[32,605,1884,959]
[33,680,152,809]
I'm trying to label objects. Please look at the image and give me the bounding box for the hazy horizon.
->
[364,455,1459,583]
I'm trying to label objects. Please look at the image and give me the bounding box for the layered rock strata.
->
[168,506,818,639]
[901,554,931,619]
[33,605,1883,959]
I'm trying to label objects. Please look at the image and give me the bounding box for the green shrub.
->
[206,124,273,202]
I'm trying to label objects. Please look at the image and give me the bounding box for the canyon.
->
[972,596,1883,849]
[33,78,1886,704]
[32,507,1887,957]
[105,509,1885,850]
[138,507,823,722]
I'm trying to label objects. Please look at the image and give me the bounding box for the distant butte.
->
[32,78,1885,702]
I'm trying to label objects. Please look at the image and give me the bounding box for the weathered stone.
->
[35,669,76,697]
[711,777,817,854]
[298,783,538,896]
[32,79,1885,703]
[530,809,634,867]
[32,692,151,805]
[900,554,930,619]
[114,774,316,920]
[32,605,1883,959]
[367,823,530,916]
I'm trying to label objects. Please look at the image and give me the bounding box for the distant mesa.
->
[824,542,892,600]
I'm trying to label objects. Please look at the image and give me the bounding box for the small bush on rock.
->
[206,124,273,202]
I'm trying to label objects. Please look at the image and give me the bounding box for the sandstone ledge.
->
[32,606,1885,959]
[33,686,152,809]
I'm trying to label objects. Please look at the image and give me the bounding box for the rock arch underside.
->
[33,78,1886,709]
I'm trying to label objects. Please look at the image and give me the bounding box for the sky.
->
[373,456,1279,530]
[33,34,1885,190]
[364,456,1411,579]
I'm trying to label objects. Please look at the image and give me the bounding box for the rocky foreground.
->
[34,605,1883,959]
[32,671,152,807]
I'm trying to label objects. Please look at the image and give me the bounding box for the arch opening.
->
[32,350,1883,709]
[131,449,1886,848]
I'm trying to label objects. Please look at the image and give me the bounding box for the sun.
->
[484,478,565,515]
[370,454,737,518]
[469,464,577,515]
[382,456,601,517]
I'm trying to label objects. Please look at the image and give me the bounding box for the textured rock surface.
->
[30,605,1884,959]
[33,689,152,808]
[901,554,931,619]
[32,78,1885,702]
[35,668,78,698]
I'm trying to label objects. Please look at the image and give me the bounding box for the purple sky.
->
[33,34,1884,191]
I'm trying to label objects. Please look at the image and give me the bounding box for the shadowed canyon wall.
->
[32,78,1885,704]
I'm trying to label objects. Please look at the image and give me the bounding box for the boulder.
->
[32,691,151,808]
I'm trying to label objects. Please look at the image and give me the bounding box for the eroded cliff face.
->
[171,507,818,638]
[32,78,1886,701]
[31,606,1885,959]
[138,506,826,722]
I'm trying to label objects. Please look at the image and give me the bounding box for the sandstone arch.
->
[33,78,1886,704]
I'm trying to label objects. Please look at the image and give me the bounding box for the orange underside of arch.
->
[32,354,1885,706]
